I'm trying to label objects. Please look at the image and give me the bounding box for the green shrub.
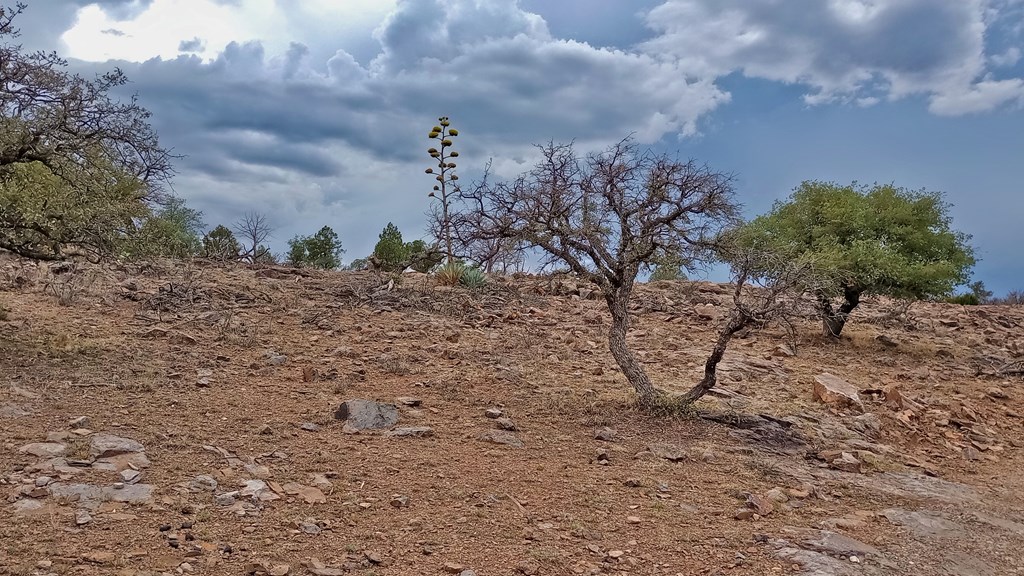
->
[435,261,464,286]
[460,266,487,288]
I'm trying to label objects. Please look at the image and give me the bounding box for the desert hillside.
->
[2,258,1023,576]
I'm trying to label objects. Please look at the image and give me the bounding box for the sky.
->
[13,0,1024,293]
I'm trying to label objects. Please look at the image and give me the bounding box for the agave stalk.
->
[426,116,460,263]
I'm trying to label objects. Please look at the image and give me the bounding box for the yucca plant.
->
[435,261,465,287]
[460,266,486,289]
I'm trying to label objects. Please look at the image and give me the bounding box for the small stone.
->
[269,564,291,575]
[83,551,116,564]
[626,515,642,524]
[190,475,218,492]
[112,482,125,490]
[595,448,610,462]
[813,373,864,412]
[215,493,236,506]
[459,571,478,576]
[365,552,383,565]
[495,417,519,431]
[257,424,273,435]
[68,416,91,429]
[648,443,688,462]
[607,550,625,559]
[34,476,53,487]
[484,408,503,419]
[733,506,757,520]
[384,426,435,438]
[75,510,92,526]
[390,495,410,508]
[36,560,53,569]
[159,524,172,532]
[624,478,642,488]
[300,422,321,432]
[444,563,465,574]
[830,452,863,473]
[986,387,1009,400]
[746,494,774,516]
[477,430,523,448]
[396,397,422,407]
[594,427,616,441]
[120,469,142,485]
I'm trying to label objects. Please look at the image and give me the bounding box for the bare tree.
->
[457,139,739,404]
[233,212,274,264]
[681,248,815,403]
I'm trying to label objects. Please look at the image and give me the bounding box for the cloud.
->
[21,0,1024,262]
[640,0,1024,114]
[178,37,204,52]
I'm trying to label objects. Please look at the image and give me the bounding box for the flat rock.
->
[799,529,880,557]
[49,483,154,508]
[477,430,524,448]
[385,426,434,438]
[881,509,964,538]
[92,452,151,472]
[90,434,145,458]
[11,499,48,516]
[19,442,67,458]
[334,399,399,432]
[813,373,864,412]
[649,443,689,462]
[0,403,31,418]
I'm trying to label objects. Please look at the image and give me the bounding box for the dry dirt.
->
[1,258,1023,576]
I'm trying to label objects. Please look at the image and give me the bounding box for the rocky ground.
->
[1,257,1023,576]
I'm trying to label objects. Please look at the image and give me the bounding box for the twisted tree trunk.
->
[819,286,861,338]
[605,289,657,404]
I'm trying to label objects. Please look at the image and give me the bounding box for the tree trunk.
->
[680,310,751,403]
[819,286,861,338]
[606,290,657,403]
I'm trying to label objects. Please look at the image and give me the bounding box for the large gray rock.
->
[90,434,145,458]
[334,400,399,433]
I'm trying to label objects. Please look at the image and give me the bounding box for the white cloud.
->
[640,0,1024,114]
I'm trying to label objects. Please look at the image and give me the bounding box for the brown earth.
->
[1,258,1023,576]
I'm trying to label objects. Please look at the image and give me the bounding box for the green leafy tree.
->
[731,181,975,337]
[124,196,204,259]
[406,239,444,273]
[0,160,146,260]
[0,4,173,261]
[287,225,344,269]
[372,222,410,272]
[425,116,460,262]
[202,225,241,261]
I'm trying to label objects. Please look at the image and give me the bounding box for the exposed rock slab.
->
[881,509,964,538]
